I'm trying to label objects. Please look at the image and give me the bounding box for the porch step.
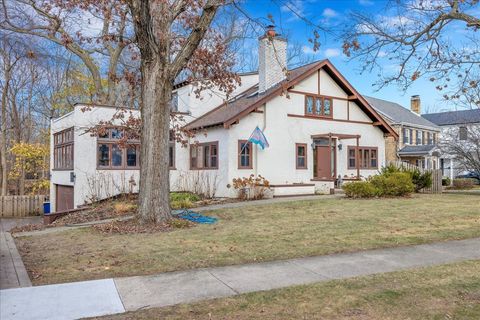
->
[333,188,345,195]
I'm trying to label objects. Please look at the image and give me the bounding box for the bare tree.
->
[128,0,243,223]
[0,36,26,195]
[1,0,135,105]
[440,125,480,176]
[343,0,480,109]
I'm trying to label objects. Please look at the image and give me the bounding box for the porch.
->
[398,145,440,170]
[309,133,364,183]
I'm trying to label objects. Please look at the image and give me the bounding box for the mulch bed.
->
[92,217,194,234]
[10,194,226,235]
[51,207,132,226]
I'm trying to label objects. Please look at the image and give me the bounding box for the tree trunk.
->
[0,69,9,196]
[137,58,172,223]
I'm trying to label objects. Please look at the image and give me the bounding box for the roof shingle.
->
[398,144,437,156]
[364,96,439,129]
[422,109,480,126]
[185,61,321,130]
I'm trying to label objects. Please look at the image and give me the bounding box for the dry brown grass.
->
[15,194,480,285]
[112,202,137,214]
[93,260,480,320]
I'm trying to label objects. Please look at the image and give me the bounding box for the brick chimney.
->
[258,25,287,94]
[411,95,421,114]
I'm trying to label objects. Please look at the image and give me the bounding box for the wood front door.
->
[56,185,74,212]
[315,144,336,180]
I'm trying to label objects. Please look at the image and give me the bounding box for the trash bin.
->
[43,202,50,214]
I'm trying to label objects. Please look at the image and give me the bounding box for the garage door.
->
[56,185,74,212]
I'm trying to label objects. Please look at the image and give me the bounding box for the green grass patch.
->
[15,194,480,285]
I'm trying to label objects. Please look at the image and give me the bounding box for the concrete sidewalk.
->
[1,238,479,320]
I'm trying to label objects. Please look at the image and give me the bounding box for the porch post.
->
[450,158,454,183]
[328,133,332,179]
[356,135,360,179]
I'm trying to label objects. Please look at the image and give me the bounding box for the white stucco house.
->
[50,29,397,212]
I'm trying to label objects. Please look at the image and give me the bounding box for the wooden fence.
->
[0,195,46,217]
[387,161,443,194]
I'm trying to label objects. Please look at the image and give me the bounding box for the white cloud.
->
[281,0,305,22]
[381,15,415,28]
[358,0,374,6]
[324,48,341,58]
[322,8,337,18]
[377,50,387,58]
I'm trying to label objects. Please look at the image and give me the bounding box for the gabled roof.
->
[423,109,480,126]
[364,96,440,130]
[186,60,397,138]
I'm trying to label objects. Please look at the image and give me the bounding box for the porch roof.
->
[311,133,360,140]
[398,144,437,156]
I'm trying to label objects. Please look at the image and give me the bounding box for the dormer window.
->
[305,95,332,118]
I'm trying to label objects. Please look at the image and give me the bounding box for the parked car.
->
[456,172,480,184]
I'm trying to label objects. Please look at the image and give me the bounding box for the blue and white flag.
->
[248,126,269,150]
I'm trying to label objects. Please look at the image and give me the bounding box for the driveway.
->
[0,217,41,289]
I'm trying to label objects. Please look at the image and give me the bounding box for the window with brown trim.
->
[295,143,307,169]
[305,95,333,117]
[53,127,74,170]
[97,127,140,169]
[238,140,252,169]
[347,146,378,170]
[190,141,218,169]
[97,128,175,170]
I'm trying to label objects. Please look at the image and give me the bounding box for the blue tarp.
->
[172,209,218,224]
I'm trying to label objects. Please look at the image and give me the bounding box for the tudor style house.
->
[49,28,397,212]
[423,108,480,179]
[366,95,441,169]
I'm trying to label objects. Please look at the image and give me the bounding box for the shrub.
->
[379,163,401,176]
[410,169,432,192]
[442,177,451,186]
[170,192,201,202]
[170,192,201,209]
[232,175,271,200]
[380,164,432,192]
[452,178,475,189]
[342,181,378,198]
[370,172,415,196]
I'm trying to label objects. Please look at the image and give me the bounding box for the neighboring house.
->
[50,28,397,212]
[423,109,480,179]
[365,95,441,169]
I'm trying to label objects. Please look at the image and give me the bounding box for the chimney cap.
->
[265,25,276,37]
[411,95,420,99]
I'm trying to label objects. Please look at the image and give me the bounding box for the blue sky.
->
[239,0,466,114]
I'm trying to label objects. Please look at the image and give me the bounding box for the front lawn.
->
[94,260,480,320]
[16,194,480,285]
